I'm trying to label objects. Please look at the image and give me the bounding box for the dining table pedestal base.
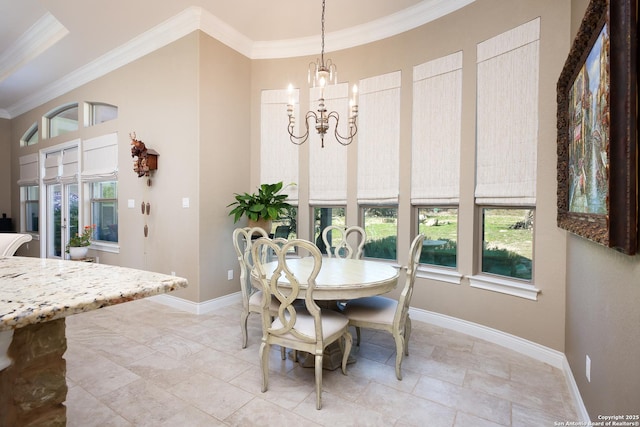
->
[0,319,67,427]
[290,343,356,370]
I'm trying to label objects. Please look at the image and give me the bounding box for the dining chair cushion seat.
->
[342,296,396,326]
[249,290,280,312]
[272,309,350,340]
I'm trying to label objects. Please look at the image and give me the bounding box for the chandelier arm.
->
[288,111,318,145]
[327,111,357,146]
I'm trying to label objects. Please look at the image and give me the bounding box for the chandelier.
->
[286,0,358,148]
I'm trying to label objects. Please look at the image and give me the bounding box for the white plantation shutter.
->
[357,71,401,204]
[82,133,118,182]
[308,83,349,205]
[411,51,463,205]
[475,18,539,206]
[260,89,299,202]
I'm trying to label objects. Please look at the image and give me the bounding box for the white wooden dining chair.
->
[321,225,366,259]
[341,233,424,380]
[233,227,281,349]
[251,237,353,410]
[0,233,32,257]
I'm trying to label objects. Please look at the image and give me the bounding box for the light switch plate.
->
[127,199,135,208]
[182,197,190,208]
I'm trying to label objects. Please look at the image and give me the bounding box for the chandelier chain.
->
[320,0,326,66]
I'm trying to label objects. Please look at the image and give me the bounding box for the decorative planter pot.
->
[68,246,88,260]
[248,219,272,234]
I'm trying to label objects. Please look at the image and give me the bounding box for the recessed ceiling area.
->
[0,0,474,118]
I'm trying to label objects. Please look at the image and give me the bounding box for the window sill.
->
[89,242,119,254]
[468,274,540,301]
[417,266,462,285]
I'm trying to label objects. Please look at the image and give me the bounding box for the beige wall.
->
[0,119,11,223]
[9,34,203,301]
[250,0,571,351]
[565,0,640,418]
[198,32,252,302]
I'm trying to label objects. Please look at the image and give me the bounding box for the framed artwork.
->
[557,0,637,255]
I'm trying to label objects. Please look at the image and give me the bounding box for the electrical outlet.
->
[586,355,591,382]
[171,271,176,276]
[228,270,233,280]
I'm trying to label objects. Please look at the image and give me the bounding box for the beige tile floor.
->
[64,298,577,426]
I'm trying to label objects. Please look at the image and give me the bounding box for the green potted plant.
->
[66,224,96,259]
[227,182,293,232]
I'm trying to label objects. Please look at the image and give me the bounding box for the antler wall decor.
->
[129,132,158,183]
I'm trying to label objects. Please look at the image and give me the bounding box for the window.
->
[46,103,78,138]
[271,206,298,239]
[362,206,397,260]
[471,19,539,298]
[22,186,39,233]
[481,208,533,281]
[417,207,458,268]
[20,123,39,147]
[85,102,118,126]
[313,207,346,253]
[90,181,118,243]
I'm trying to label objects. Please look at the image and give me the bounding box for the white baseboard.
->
[409,307,588,422]
[147,294,588,422]
[150,292,241,315]
[562,354,591,422]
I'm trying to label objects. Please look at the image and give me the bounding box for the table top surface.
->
[0,256,188,331]
[254,257,399,300]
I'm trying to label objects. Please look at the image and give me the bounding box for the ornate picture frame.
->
[556,0,637,255]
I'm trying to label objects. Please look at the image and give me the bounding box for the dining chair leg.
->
[240,311,249,348]
[315,353,323,410]
[341,332,353,375]
[394,333,405,381]
[404,316,412,356]
[259,341,269,393]
[355,326,361,346]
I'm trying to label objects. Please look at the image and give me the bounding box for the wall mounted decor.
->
[556,0,637,255]
[129,132,158,181]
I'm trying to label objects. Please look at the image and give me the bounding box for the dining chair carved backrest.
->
[321,225,366,259]
[0,233,32,257]
[233,226,274,348]
[251,237,353,410]
[342,233,424,380]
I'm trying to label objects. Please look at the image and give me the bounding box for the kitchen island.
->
[0,256,188,426]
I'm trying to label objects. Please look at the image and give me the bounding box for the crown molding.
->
[0,13,69,84]
[249,0,476,59]
[6,0,475,118]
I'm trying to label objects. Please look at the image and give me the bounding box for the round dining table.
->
[252,257,400,300]
[251,256,399,370]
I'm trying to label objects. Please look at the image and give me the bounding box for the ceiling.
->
[0,0,474,119]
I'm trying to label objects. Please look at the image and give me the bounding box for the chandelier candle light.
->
[286,0,358,148]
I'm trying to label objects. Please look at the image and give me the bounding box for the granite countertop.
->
[0,256,188,331]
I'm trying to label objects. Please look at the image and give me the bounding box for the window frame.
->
[45,103,79,139]
[87,180,119,253]
[468,205,540,300]
[84,102,118,127]
[20,185,40,236]
[312,206,346,254]
[360,205,398,262]
[20,123,39,147]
